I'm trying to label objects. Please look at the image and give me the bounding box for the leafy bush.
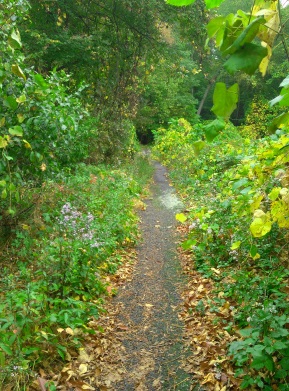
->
[153,118,289,389]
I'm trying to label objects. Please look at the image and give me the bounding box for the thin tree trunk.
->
[197,81,213,116]
[197,70,221,116]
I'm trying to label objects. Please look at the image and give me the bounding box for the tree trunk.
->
[197,71,221,116]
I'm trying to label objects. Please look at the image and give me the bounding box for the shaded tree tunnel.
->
[136,128,154,145]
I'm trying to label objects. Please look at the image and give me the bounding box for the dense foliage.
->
[0,154,153,390]
[152,0,289,389]
[153,118,289,389]
[2,0,289,388]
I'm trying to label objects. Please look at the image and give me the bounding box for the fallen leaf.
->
[201,372,216,384]
[37,378,47,391]
[65,327,74,335]
[79,363,88,375]
[78,349,91,363]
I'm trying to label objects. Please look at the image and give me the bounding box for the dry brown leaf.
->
[65,327,74,335]
[201,372,216,385]
[82,385,95,390]
[78,349,91,363]
[37,377,47,391]
[79,363,88,375]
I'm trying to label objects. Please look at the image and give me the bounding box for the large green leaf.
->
[204,118,226,142]
[33,74,48,89]
[224,43,267,75]
[205,0,225,8]
[220,19,243,53]
[206,16,227,47]
[192,140,206,156]
[8,29,22,50]
[9,126,23,137]
[268,112,289,132]
[223,16,266,55]
[212,82,239,119]
[0,343,13,356]
[166,0,225,7]
[166,0,196,5]
[11,64,26,81]
[3,96,18,110]
[207,16,226,38]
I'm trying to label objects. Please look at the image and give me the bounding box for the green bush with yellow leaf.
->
[153,117,289,389]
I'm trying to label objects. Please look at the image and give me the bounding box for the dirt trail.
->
[112,161,194,390]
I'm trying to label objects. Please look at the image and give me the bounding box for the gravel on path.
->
[113,161,195,391]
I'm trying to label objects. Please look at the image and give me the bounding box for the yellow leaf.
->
[201,372,215,385]
[0,117,5,127]
[78,363,88,375]
[259,43,272,76]
[17,113,25,123]
[23,139,32,149]
[230,241,241,250]
[78,349,91,363]
[250,216,272,237]
[12,64,26,81]
[176,213,187,223]
[211,267,221,275]
[65,327,74,335]
[0,136,8,149]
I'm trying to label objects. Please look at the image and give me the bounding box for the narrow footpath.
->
[111,161,194,390]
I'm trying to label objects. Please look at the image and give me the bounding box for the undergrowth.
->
[153,118,289,390]
[0,152,153,390]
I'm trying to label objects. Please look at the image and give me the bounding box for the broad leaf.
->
[220,19,243,53]
[251,355,274,372]
[250,216,272,237]
[33,74,48,89]
[212,82,239,119]
[8,29,22,50]
[0,137,8,149]
[9,126,23,137]
[268,112,289,132]
[223,16,266,55]
[205,0,225,8]
[176,213,187,223]
[224,43,267,75]
[192,140,206,156]
[4,96,18,110]
[280,75,289,88]
[0,343,13,355]
[166,0,196,5]
[11,64,26,81]
[204,118,226,142]
[231,241,241,250]
[207,16,226,38]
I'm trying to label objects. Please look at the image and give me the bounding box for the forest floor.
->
[110,161,194,390]
[58,160,200,391]
[54,158,235,391]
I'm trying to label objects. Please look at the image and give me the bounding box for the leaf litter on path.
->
[177,226,241,390]
[32,162,241,391]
